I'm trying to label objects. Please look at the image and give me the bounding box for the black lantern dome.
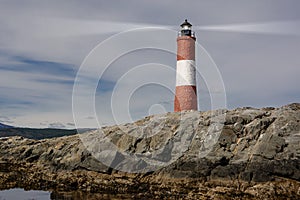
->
[179,19,195,37]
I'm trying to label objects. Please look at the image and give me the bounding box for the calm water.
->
[0,188,133,200]
[0,188,50,200]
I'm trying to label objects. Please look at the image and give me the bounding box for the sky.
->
[0,0,299,128]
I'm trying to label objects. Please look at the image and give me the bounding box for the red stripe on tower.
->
[174,19,198,112]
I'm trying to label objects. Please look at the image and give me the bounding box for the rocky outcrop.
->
[0,103,299,199]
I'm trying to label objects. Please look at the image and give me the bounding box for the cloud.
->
[0,116,14,124]
[0,57,75,128]
[0,0,299,128]
[48,122,66,129]
[197,20,300,36]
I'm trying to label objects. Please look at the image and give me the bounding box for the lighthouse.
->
[174,19,198,112]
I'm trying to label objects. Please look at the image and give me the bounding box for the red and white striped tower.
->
[174,19,198,112]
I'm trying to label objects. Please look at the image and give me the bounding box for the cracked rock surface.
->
[0,103,299,199]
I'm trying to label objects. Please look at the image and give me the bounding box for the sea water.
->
[0,188,50,200]
[0,188,133,200]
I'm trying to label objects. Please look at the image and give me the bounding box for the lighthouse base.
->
[174,85,197,112]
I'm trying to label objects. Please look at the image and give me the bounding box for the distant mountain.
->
[0,121,95,139]
[0,123,14,129]
[0,128,80,140]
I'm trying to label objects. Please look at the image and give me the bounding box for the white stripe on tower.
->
[176,60,196,86]
[174,19,198,112]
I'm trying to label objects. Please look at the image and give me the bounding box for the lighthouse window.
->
[182,29,191,36]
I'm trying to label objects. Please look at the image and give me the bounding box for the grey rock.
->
[0,103,299,198]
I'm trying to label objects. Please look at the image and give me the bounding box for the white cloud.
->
[197,21,300,36]
[0,0,299,128]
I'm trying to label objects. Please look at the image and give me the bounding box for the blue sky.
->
[0,0,299,128]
